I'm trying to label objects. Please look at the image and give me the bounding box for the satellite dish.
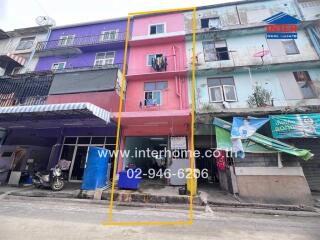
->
[36,16,56,26]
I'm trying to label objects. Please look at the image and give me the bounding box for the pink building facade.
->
[117,13,191,181]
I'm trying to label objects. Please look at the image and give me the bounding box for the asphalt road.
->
[0,196,319,240]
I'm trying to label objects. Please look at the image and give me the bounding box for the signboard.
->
[170,137,187,150]
[270,114,320,138]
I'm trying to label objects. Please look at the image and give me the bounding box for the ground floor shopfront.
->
[193,113,318,205]
[0,103,116,185]
[116,110,192,186]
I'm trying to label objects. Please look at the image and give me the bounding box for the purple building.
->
[0,18,129,184]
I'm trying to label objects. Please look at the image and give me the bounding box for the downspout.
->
[172,45,182,110]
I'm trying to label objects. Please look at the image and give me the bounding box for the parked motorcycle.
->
[32,159,71,191]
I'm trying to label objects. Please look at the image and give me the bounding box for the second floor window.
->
[51,62,66,71]
[100,30,119,42]
[16,37,35,50]
[282,40,299,55]
[208,77,237,102]
[203,40,229,61]
[293,71,316,99]
[58,35,75,46]
[149,24,165,35]
[144,81,168,106]
[201,18,221,29]
[94,52,115,66]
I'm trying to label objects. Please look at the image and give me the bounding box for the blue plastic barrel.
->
[81,147,109,190]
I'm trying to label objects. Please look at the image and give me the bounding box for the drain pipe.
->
[172,45,182,109]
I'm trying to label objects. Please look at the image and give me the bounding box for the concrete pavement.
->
[0,196,319,240]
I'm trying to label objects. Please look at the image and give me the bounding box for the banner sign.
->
[231,117,269,139]
[270,114,320,138]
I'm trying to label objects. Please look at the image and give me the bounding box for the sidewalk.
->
[1,182,319,216]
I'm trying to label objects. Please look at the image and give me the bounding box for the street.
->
[0,196,319,240]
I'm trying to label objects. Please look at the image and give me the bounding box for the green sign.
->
[270,114,320,138]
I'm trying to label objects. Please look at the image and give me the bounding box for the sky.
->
[0,0,238,31]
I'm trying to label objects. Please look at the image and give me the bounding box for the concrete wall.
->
[132,13,185,38]
[125,77,188,112]
[191,67,320,110]
[236,175,312,205]
[185,31,318,71]
[184,0,300,33]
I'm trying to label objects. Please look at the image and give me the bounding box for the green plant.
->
[247,85,272,107]
[199,103,215,112]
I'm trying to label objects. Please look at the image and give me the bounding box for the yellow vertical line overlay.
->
[106,15,131,223]
[189,7,197,224]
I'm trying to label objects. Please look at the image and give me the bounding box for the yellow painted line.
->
[189,7,197,224]
[105,6,197,227]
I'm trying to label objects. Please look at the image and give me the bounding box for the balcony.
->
[35,32,127,56]
[0,72,53,107]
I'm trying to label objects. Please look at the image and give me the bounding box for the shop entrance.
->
[59,136,116,182]
[123,136,168,180]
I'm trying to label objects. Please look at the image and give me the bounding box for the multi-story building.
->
[184,0,320,204]
[0,19,129,183]
[117,12,191,185]
[0,25,50,76]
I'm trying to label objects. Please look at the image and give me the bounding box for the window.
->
[144,81,168,106]
[149,24,165,35]
[282,40,299,55]
[51,62,66,71]
[147,54,163,66]
[100,30,119,42]
[203,40,229,61]
[16,37,35,50]
[201,18,221,29]
[293,71,316,99]
[94,52,115,66]
[58,35,75,46]
[207,77,237,102]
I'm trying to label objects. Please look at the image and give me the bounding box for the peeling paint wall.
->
[184,0,320,111]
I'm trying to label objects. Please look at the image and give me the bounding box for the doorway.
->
[59,136,116,182]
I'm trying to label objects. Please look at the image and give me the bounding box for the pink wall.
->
[124,77,188,112]
[132,13,185,37]
[47,91,121,112]
[127,41,187,75]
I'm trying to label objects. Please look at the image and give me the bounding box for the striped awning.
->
[0,102,112,128]
[6,53,26,66]
[0,53,26,67]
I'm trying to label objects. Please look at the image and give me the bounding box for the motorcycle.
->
[32,159,71,191]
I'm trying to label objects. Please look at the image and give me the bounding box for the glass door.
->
[70,146,88,181]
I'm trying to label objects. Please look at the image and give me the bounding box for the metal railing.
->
[0,73,53,107]
[36,32,127,52]
[51,63,127,73]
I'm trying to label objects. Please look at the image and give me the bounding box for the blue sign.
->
[231,117,269,139]
[263,12,301,40]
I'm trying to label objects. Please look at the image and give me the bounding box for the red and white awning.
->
[6,53,26,66]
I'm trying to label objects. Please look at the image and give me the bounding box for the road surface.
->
[0,196,319,240]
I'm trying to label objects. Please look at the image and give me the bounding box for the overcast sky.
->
[0,0,238,31]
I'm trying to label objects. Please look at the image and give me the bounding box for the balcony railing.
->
[36,32,127,52]
[0,73,53,107]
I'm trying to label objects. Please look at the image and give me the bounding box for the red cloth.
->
[216,150,226,171]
